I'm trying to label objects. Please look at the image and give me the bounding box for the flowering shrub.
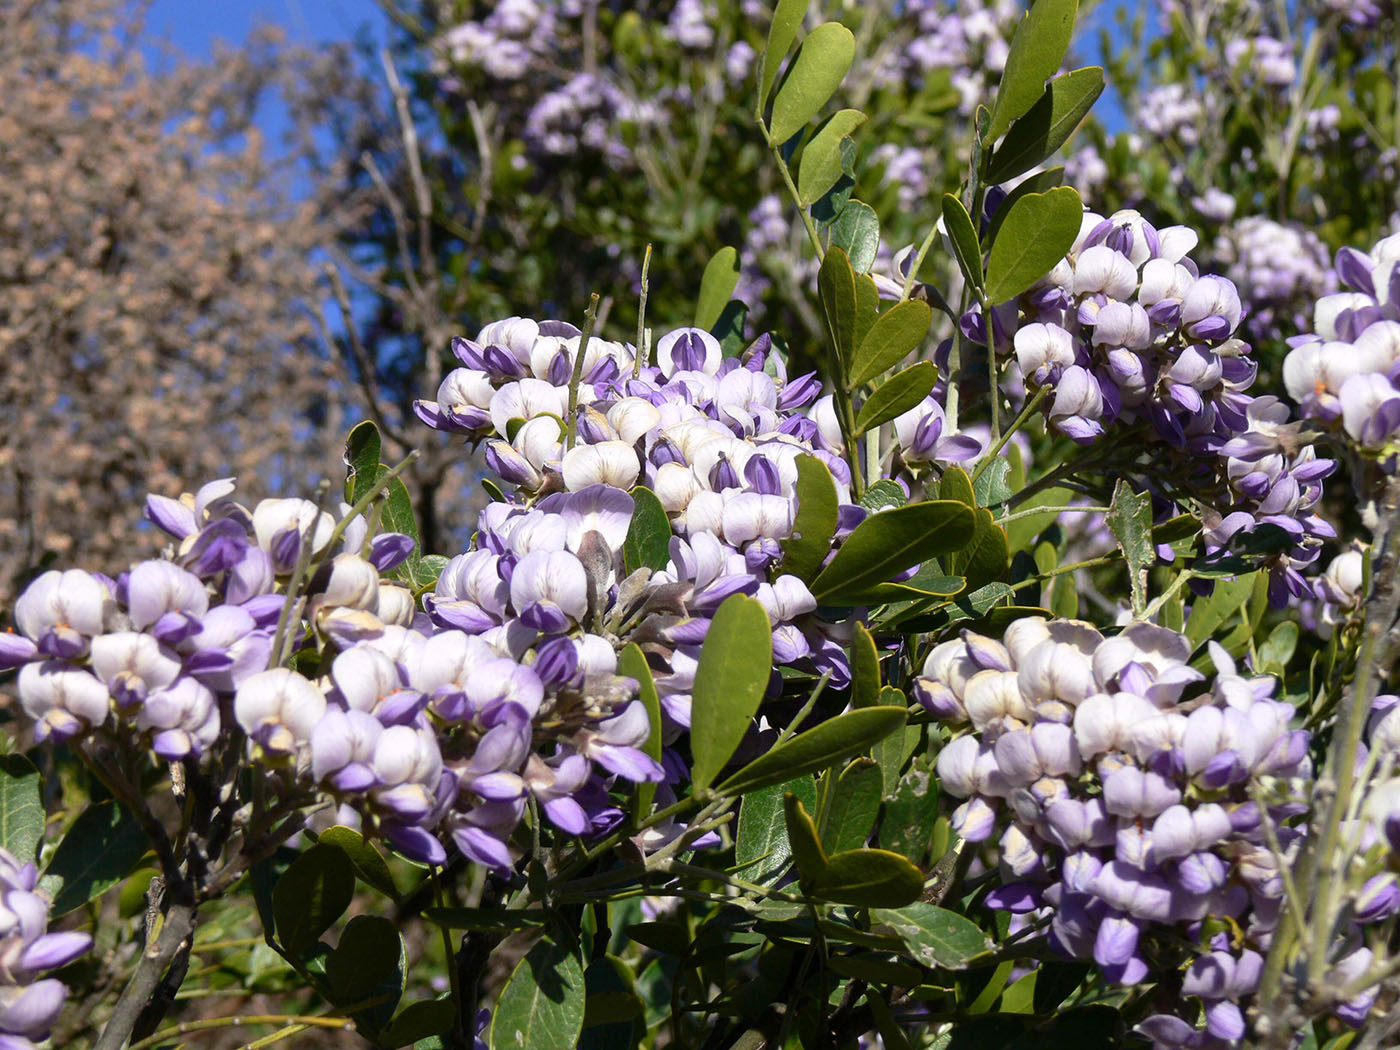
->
[5,1,1400,1048]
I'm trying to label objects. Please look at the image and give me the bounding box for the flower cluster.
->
[1283,232,1400,452]
[0,480,415,754]
[987,207,1255,450]
[1213,217,1337,346]
[917,616,1372,1045]
[416,318,863,694]
[0,849,92,1050]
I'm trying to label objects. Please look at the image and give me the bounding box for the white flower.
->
[561,440,641,491]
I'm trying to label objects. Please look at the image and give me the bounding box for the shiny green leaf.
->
[318,825,399,900]
[849,301,932,389]
[810,848,924,907]
[985,0,1079,143]
[855,361,937,439]
[769,22,856,144]
[781,454,840,581]
[830,199,880,274]
[985,167,1066,247]
[984,187,1083,304]
[691,595,773,793]
[872,902,992,969]
[760,0,813,106]
[811,501,975,602]
[860,479,906,512]
[618,643,664,819]
[798,109,867,205]
[41,801,150,917]
[817,245,858,375]
[987,67,1104,183]
[1106,480,1154,614]
[325,915,405,1028]
[718,707,908,797]
[782,792,827,880]
[490,934,586,1050]
[0,755,43,863]
[941,193,983,293]
[695,247,741,330]
[271,843,356,957]
[622,487,672,575]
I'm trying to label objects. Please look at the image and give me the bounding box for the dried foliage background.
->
[0,0,378,603]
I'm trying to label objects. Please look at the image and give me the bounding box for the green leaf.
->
[271,843,356,957]
[380,999,456,1048]
[1032,962,1092,1015]
[490,934,586,1050]
[941,194,984,293]
[622,487,672,576]
[1106,480,1154,615]
[829,199,880,274]
[714,300,748,354]
[985,0,1079,143]
[819,759,882,854]
[1185,574,1257,652]
[812,500,975,602]
[691,595,773,793]
[582,954,643,1029]
[860,479,907,512]
[345,420,383,504]
[41,801,150,916]
[856,362,937,436]
[840,567,965,606]
[872,686,915,799]
[421,908,546,932]
[973,457,1013,508]
[849,301,933,390]
[872,903,992,969]
[986,67,1104,183]
[983,186,1083,304]
[0,755,43,863]
[781,455,840,582]
[735,776,818,884]
[1002,485,1073,552]
[938,465,975,506]
[817,246,858,375]
[717,707,908,797]
[768,22,856,145]
[618,644,663,819]
[1258,621,1300,676]
[849,622,880,708]
[798,109,867,205]
[810,848,924,907]
[985,167,1065,247]
[782,792,827,880]
[695,247,741,330]
[318,826,399,900]
[879,757,940,864]
[325,915,405,1028]
[951,509,1010,591]
[342,421,424,581]
[854,273,881,347]
[760,0,813,107]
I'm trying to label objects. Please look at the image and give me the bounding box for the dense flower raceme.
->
[945,206,1336,604]
[918,616,1378,1046]
[1,477,672,871]
[1283,231,1400,453]
[420,321,842,691]
[0,849,92,1050]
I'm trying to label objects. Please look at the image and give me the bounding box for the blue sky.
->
[142,0,386,59]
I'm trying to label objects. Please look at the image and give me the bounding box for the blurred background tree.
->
[0,0,374,602]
